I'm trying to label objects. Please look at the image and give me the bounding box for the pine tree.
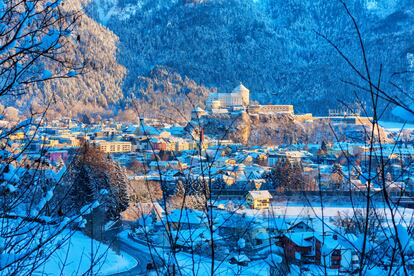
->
[265,158,304,191]
[331,163,344,190]
[105,163,129,219]
[63,143,129,221]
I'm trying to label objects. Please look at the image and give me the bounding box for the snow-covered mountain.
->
[90,0,145,24]
[17,0,413,118]
[12,0,126,117]
[85,0,414,117]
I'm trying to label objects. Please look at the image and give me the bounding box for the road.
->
[110,238,152,276]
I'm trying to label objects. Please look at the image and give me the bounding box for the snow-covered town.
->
[2,83,414,274]
[2,0,414,275]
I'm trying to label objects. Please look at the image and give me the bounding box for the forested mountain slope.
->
[11,0,126,118]
[87,0,414,116]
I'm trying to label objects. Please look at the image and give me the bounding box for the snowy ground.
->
[213,198,414,220]
[379,121,414,131]
[119,201,413,275]
[239,202,414,221]
[37,230,137,275]
[270,202,413,219]
[118,231,271,276]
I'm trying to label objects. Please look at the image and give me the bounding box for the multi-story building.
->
[206,83,250,110]
[246,190,272,209]
[205,83,296,116]
[95,141,132,153]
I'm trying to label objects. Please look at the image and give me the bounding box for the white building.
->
[206,83,295,116]
[206,83,250,111]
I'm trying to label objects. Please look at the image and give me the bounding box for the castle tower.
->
[233,83,250,106]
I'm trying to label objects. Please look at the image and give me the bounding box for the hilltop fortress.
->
[189,84,307,145]
[188,84,382,145]
[192,83,296,121]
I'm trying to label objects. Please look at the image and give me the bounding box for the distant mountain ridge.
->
[84,0,414,117]
[14,0,413,119]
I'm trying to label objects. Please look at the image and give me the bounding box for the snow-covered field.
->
[214,198,414,220]
[255,202,414,221]
[37,230,136,275]
[379,121,414,131]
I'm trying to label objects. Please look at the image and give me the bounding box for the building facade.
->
[205,83,296,116]
[96,141,132,153]
[206,83,250,110]
[246,190,272,209]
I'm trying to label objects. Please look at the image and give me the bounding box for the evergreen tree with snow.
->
[266,158,304,191]
[63,143,129,222]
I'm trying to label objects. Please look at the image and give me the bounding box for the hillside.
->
[12,0,126,118]
[195,111,387,146]
[86,0,414,117]
[129,66,212,121]
[11,0,414,119]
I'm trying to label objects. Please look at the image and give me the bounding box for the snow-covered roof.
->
[123,124,139,133]
[247,190,272,200]
[258,244,284,255]
[138,123,160,136]
[231,254,250,262]
[265,253,283,265]
[165,209,205,224]
[284,232,320,247]
[255,231,270,240]
[173,228,222,246]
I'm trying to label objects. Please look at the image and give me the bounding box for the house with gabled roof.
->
[162,209,205,230]
[279,232,322,265]
[288,220,315,233]
[246,190,272,209]
[321,234,357,271]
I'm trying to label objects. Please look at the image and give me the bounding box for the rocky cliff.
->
[197,111,384,146]
[198,112,307,145]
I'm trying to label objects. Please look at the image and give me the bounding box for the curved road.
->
[111,239,152,276]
